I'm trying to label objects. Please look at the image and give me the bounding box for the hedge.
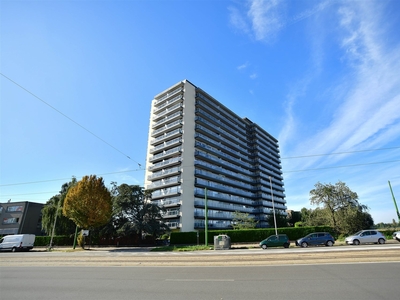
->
[170,226,336,245]
[34,235,75,246]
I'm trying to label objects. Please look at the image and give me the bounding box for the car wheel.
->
[378,238,385,244]
[11,247,17,252]
[261,244,267,250]
[353,239,360,245]
[326,240,334,247]
[283,243,289,248]
[301,242,308,248]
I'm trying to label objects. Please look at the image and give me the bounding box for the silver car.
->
[345,230,386,245]
[393,231,400,242]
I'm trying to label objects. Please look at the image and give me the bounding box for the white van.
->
[0,234,35,252]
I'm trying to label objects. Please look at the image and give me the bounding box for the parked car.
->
[0,234,35,252]
[259,234,290,249]
[295,232,335,247]
[393,231,400,242]
[345,230,386,245]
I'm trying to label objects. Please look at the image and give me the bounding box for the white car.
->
[393,231,400,242]
[345,230,386,245]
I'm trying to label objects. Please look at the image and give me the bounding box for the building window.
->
[3,217,19,224]
[6,205,23,212]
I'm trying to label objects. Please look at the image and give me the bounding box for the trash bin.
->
[214,234,231,250]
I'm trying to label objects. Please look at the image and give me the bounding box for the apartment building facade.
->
[0,201,44,236]
[144,80,286,232]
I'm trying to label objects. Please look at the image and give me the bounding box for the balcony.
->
[147,166,181,181]
[152,119,182,137]
[161,197,181,207]
[152,111,182,129]
[151,128,182,145]
[154,94,183,113]
[165,221,181,229]
[148,156,182,171]
[150,137,181,154]
[194,188,254,206]
[148,175,181,189]
[152,103,182,121]
[194,222,232,229]
[195,113,244,144]
[194,159,253,179]
[155,87,183,105]
[151,185,181,199]
[149,146,181,163]
[162,209,181,218]
[194,150,253,173]
[195,178,254,198]
[194,199,254,213]
[194,169,250,190]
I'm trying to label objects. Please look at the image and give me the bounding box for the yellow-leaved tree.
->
[63,175,112,229]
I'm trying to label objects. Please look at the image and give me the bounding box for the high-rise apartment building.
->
[144,80,286,232]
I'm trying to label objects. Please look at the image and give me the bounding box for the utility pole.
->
[48,199,61,250]
[269,176,278,235]
[388,181,400,223]
[205,188,208,246]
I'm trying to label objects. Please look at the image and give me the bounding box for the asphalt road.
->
[1,263,399,300]
[1,242,399,266]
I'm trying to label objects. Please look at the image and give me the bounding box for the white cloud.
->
[237,62,249,70]
[281,0,400,169]
[248,0,283,41]
[229,0,331,42]
[249,73,258,79]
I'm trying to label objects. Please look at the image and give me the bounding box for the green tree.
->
[309,181,371,233]
[266,210,288,228]
[287,210,301,227]
[111,183,168,241]
[41,179,76,235]
[63,175,112,229]
[301,207,330,227]
[231,211,258,229]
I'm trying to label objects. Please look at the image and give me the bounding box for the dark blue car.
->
[296,232,335,247]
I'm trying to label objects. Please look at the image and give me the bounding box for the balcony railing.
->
[151,128,182,145]
[154,94,182,113]
[149,146,181,162]
[150,137,181,154]
[194,160,253,180]
[194,188,254,206]
[148,157,181,171]
[151,186,181,198]
[155,87,183,104]
[152,103,182,121]
[152,119,182,137]
[147,166,181,180]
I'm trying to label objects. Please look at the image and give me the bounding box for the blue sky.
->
[1,0,399,224]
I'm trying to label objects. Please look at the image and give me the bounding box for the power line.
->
[1,159,398,199]
[284,159,400,173]
[281,146,400,159]
[0,73,142,168]
[0,169,144,187]
[0,191,59,197]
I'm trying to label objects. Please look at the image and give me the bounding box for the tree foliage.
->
[307,181,373,234]
[63,175,112,229]
[266,210,288,228]
[231,211,258,229]
[111,183,169,240]
[41,179,77,235]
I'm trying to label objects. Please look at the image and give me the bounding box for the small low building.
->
[0,201,44,236]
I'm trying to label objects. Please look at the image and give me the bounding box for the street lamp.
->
[269,176,278,235]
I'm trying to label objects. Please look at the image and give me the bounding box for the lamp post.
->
[269,176,278,235]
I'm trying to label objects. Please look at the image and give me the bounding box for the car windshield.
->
[353,231,362,236]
